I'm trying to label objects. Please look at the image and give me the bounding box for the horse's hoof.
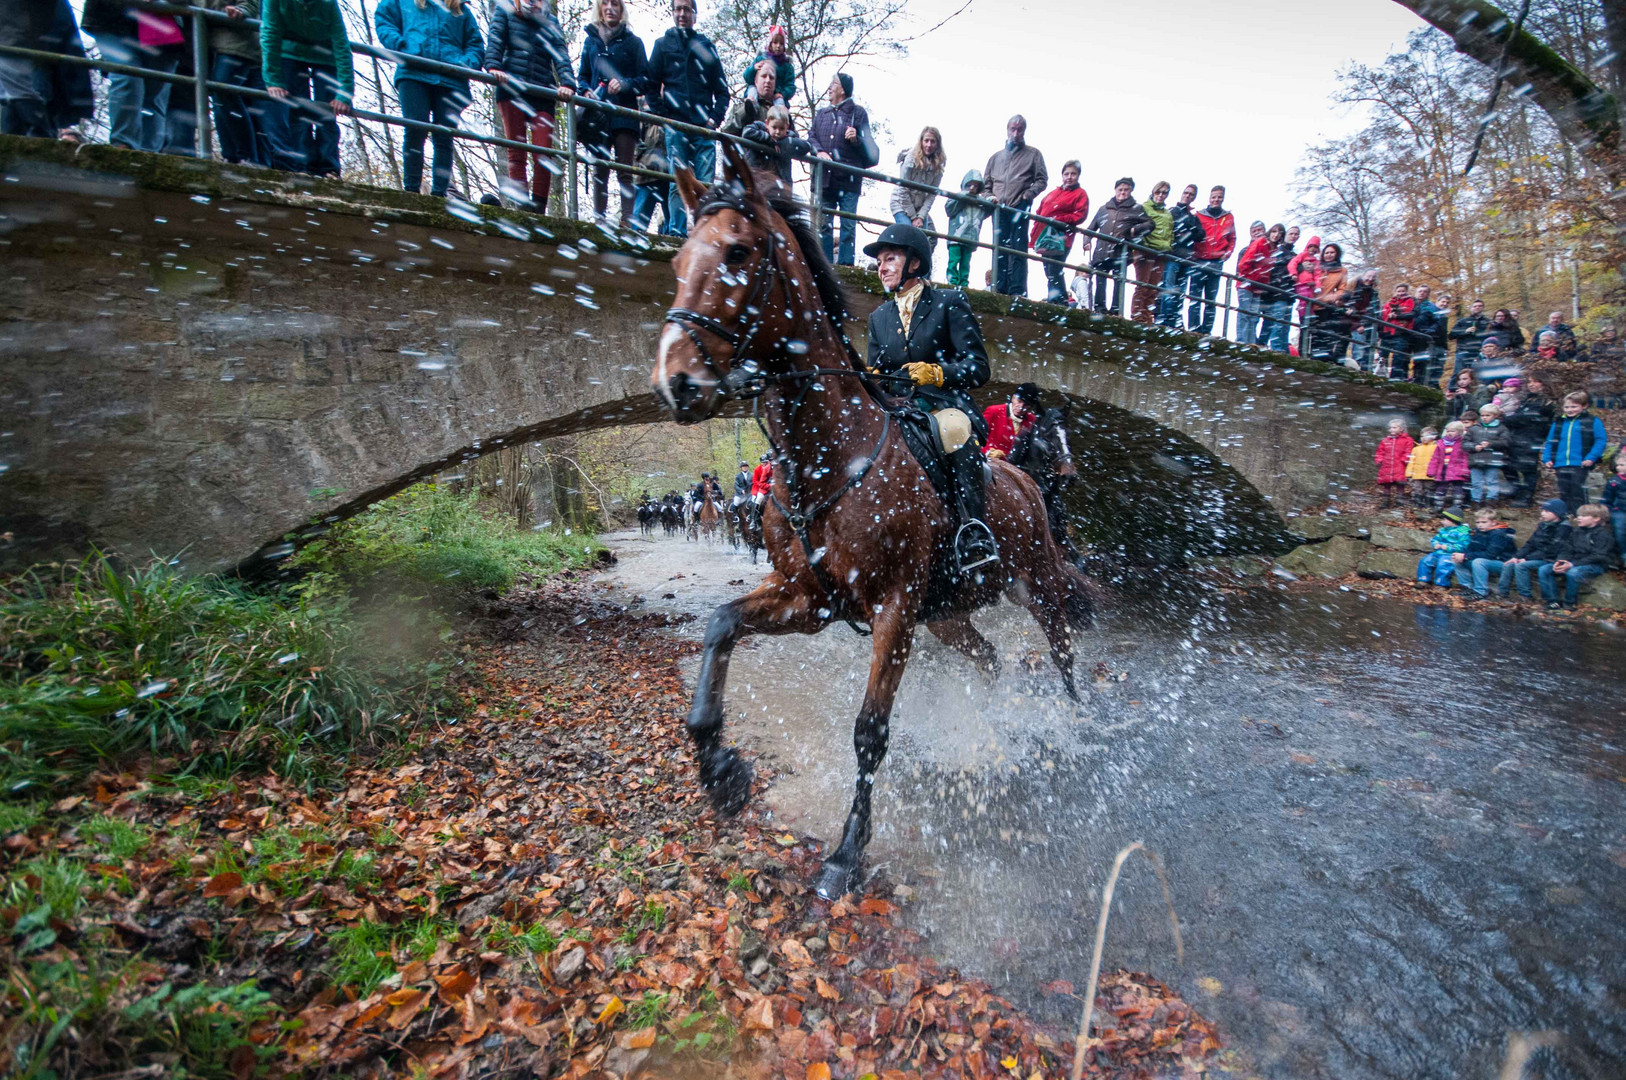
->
[706,750,754,817]
[813,859,857,902]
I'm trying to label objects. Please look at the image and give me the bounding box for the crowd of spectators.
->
[2,0,1620,376]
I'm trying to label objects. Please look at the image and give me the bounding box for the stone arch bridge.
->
[0,137,1439,572]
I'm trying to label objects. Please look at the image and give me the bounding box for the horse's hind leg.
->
[815,601,913,901]
[926,616,1000,681]
[1022,575,1081,702]
[688,579,821,816]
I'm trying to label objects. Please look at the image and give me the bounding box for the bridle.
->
[660,195,909,634]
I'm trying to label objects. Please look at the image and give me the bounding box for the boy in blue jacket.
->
[1543,390,1608,514]
[1416,509,1469,587]
[1453,507,1518,598]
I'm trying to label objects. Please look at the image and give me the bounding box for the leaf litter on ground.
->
[0,575,1225,1079]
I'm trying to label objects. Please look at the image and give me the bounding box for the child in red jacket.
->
[1373,418,1415,509]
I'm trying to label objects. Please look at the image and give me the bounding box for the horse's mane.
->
[695,177,853,339]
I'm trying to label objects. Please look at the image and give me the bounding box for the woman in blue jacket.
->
[576,0,645,227]
[375,0,484,198]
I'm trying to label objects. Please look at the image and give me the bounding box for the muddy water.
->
[598,530,1626,1079]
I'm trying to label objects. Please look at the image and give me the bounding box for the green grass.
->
[328,917,454,995]
[122,979,277,1078]
[0,555,441,793]
[0,798,43,835]
[487,920,557,956]
[292,482,606,599]
[80,814,152,861]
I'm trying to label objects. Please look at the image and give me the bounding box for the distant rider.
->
[862,222,997,572]
[732,461,751,508]
[983,383,1040,460]
[751,454,774,506]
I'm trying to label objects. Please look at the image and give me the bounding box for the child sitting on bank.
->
[1406,427,1438,508]
[1373,418,1414,509]
[1601,454,1626,558]
[1415,508,1469,587]
[1427,421,1471,508]
[1451,507,1517,599]
[1539,503,1620,610]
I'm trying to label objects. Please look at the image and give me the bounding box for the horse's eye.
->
[725,244,751,267]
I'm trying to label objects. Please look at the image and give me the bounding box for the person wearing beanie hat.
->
[738,24,795,102]
[810,70,873,266]
[1415,507,1470,587]
[1496,499,1573,600]
[1084,176,1152,314]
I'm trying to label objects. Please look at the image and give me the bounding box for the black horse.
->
[1008,405,1079,560]
[637,499,657,535]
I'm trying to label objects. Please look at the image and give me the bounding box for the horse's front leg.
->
[689,577,822,816]
[814,599,914,901]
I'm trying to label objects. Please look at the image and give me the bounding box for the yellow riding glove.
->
[905,362,945,387]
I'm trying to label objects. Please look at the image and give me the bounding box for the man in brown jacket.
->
[984,115,1047,297]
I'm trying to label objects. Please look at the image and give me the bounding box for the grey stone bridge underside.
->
[0,137,1440,572]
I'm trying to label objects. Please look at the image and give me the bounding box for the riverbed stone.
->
[1358,549,1421,579]
[1366,524,1434,552]
[1579,574,1626,611]
[1276,536,1368,578]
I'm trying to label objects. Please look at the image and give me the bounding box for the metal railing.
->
[3,1,1456,381]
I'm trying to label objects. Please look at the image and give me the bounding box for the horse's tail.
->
[1059,560,1096,631]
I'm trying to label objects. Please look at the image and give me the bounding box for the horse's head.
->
[1041,406,1078,479]
[653,143,793,423]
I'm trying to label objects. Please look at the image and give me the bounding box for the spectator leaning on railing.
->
[1158,184,1202,330]
[1131,181,1173,325]
[1,0,66,138]
[889,126,946,243]
[943,170,989,291]
[1234,220,1268,346]
[375,0,484,200]
[1259,224,1294,353]
[261,0,353,178]
[1031,160,1089,306]
[199,0,288,168]
[1309,242,1351,363]
[1085,177,1151,315]
[645,0,728,238]
[984,115,1047,298]
[809,72,874,266]
[1188,186,1235,335]
[485,0,573,210]
[577,0,647,227]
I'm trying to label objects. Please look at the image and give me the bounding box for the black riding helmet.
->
[863,222,933,279]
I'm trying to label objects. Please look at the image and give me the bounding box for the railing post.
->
[191,11,213,159]
[1222,276,1233,339]
[1117,246,1129,317]
[565,103,578,220]
[809,159,823,237]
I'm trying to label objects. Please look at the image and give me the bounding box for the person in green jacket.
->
[261,0,354,177]
[1131,180,1173,324]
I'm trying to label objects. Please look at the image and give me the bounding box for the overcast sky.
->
[818,0,1427,287]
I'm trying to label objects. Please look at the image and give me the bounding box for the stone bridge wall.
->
[0,137,1439,572]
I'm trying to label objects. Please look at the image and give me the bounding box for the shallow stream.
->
[599,529,1626,1079]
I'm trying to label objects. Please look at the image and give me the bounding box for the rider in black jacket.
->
[862,223,997,573]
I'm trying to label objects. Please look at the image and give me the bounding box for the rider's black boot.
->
[950,444,1000,575]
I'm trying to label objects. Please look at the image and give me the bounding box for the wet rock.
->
[1276,536,1367,579]
[1357,549,1422,579]
[1366,524,1434,552]
[803,936,828,955]
[603,1044,650,1077]
[738,929,766,964]
[1580,573,1626,611]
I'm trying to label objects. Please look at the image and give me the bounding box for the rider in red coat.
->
[750,454,773,500]
[983,383,1040,459]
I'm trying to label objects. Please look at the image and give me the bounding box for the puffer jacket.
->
[1374,433,1415,484]
[374,0,484,94]
[1429,523,1470,552]
[577,21,646,133]
[1406,440,1437,480]
[1193,206,1235,260]
[1463,525,1517,563]
[484,1,570,102]
[888,149,944,224]
[945,170,988,241]
[1543,411,1608,467]
[1465,419,1511,468]
[1237,235,1271,295]
[1031,184,1090,255]
[646,25,728,127]
[1427,436,1470,483]
[1514,518,1570,561]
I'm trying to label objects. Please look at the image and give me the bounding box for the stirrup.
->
[954,519,1001,574]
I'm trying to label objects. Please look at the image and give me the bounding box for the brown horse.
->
[650,147,1093,899]
[699,488,720,542]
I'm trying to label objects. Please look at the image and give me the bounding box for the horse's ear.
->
[721,140,757,199]
[674,165,707,222]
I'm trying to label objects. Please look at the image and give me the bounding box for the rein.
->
[662,198,912,636]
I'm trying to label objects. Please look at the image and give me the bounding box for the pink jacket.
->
[1427,437,1471,482]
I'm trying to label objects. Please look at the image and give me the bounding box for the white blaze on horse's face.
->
[655,323,685,409]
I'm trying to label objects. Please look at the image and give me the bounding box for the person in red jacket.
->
[1374,418,1416,509]
[1235,221,1270,345]
[749,453,773,504]
[1378,283,1417,379]
[1030,161,1089,305]
[1188,185,1236,335]
[983,383,1041,458]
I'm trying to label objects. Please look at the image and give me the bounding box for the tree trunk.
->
[1391,0,1619,156]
